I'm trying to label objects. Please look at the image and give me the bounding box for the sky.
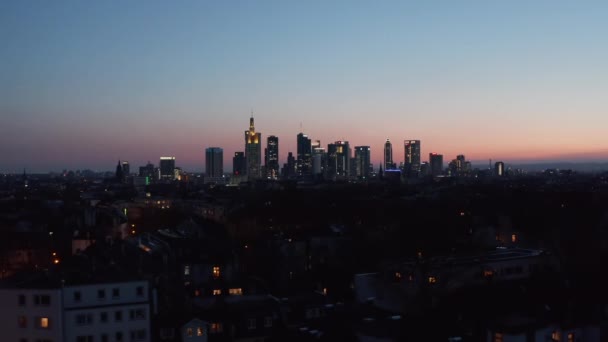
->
[1,0,607,173]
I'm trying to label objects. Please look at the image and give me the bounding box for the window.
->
[428,276,437,284]
[100,312,108,323]
[186,328,193,337]
[567,333,575,342]
[115,332,123,342]
[551,331,561,341]
[34,295,50,306]
[483,270,494,277]
[136,286,144,297]
[97,289,106,300]
[183,265,190,276]
[112,288,120,298]
[228,288,243,295]
[264,316,273,328]
[129,309,145,320]
[130,329,146,341]
[18,315,27,328]
[196,327,203,336]
[74,291,82,302]
[247,318,256,330]
[212,289,222,296]
[38,317,50,329]
[115,310,123,322]
[212,266,220,279]
[494,332,503,342]
[18,294,26,306]
[511,234,517,243]
[210,322,223,334]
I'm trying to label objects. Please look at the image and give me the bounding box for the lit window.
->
[428,276,437,284]
[567,332,575,342]
[186,327,193,337]
[494,332,503,342]
[210,322,223,333]
[483,270,494,277]
[212,289,222,296]
[552,331,561,341]
[196,327,203,336]
[394,272,402,280]
[184,265,190,276]
[228,288,242,295]
[39,317,50,329]
[212,266,220,278]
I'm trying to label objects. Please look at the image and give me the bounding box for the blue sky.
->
[1,1,607,172]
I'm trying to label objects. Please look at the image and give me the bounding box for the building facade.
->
[244,117,262,181]
[265,136,279,179]
[404,140,421,177]
[205,147,223,179]
[159,157,176,181]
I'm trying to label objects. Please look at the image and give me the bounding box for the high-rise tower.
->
[265,135,279,179]
[296,133,312,178]
[384,139,393,170]
[205,147,223,179]
[404,140,421,177]
[244,116,262,180]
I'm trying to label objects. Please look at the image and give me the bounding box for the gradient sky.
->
[1,1,607,173]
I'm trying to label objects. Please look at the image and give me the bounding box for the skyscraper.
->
[495,161,505,176]
[404,140,421,177]
[429,153,443,176]
[296,133,312,178]
[121,161,130,176]
[265,135,279,179]
[384,139,394,170]
[159,157,176,181]
[233,152,246,176]
[312,146,327,178]
[334,141,350,178]
[244,116,262,180]
[354,146,371,179]
[205,147,223,179]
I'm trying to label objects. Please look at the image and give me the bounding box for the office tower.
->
[495,161,505,176]
[244,116,262,180]
[404,140,421,177]
[205,147,223,179]
[233,152,246,176]
[449,154,467,176]
[312,146,327,178]
[384,139,394,170]
[335,141,350,178]
[115,160,124,182]
[429,153,444,176]
[139,162,155,179]
[160,157,176,180]
[296,133,312,178]
[121,161,130,176]
[265,135,279,179]
[420,162,430,176]
[282,152,296,179]
[354,146,371,179]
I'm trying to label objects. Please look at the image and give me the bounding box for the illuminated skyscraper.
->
[160,157,176,180]
[327,141,350,179]
[495,161,505,176]
[384,139,394,170]
[312,145,327,178]
[354,146,371,179]
[296,133,312,178]
[265,135,279,179]
[205,147,223,178]
[244,116,262,180]
[429,153,443,176]
[404,140,421,177]
[233,152,246,176]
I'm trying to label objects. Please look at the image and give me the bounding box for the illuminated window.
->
[428,276,437,284]
[567,333,575,342]
[184,265,190,276]
[212,266,220,278]
[212,289,222,296]
[551,331,561,341]
[38,317,50,329]
[511,234,517,243]
[494,332,503,342]
[210,322,224,333]
[228,288,242,296]
[483,270,494,277]
[196,327,203,336]
[394,272,402,280]
[186,327,193,337]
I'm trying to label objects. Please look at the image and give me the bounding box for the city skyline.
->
[1,1,607,172]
